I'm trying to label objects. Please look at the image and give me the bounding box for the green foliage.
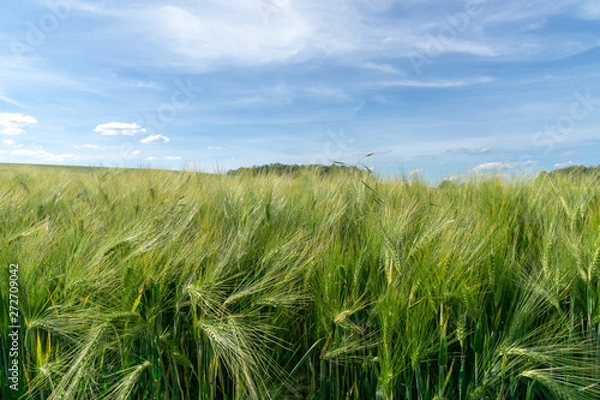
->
[0,164,599,399]
[226,162,369,177]
[541,164,600,180]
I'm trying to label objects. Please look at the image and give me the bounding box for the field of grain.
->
[1,164,599,399]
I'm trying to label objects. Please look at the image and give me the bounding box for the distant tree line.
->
[540,164,600,179]
[228,163,600,181]
[227,163,369,176]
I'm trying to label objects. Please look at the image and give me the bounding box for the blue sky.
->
[1,0,600,181]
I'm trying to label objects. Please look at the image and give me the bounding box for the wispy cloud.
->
[164,155,181,160]
[76,144,111,150]
[94,122,145,136]
[14,0,600,74]
[363,62,402,74]
[412,40,498,58]
[140,134,170,144]
[128,80,164,90]
[136,3,313,67]
[472,160,537,172]
[376,77,494,88]
[65,1,498,70]
[448,147,492,155]
[0,95,26,109]
[0,113,37,135]
[413,146,492,161]
[10,148,76,162]
[303,86,352,101]
[554,161,574,168]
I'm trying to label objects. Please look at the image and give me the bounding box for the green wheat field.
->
[1,163,600,399]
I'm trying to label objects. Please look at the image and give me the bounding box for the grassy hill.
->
[1,163,599,399]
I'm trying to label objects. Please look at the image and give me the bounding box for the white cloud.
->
[78,144,108,150]
[363,62,402,74]
[471,161,537,172]
[164,156,181,160]
[0,113,38,135]
[129,80,164,90]
[411,38,498,58]
[118,148,141,157]
[2,139,16,145]
[554,161,574,169]
[207,146,221,150]
[137,3,313,67]
[145,156,158,160]
[377,77,494,88]
[94,122,145,136]
[140,134,170,144]
[10,148,76,162]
